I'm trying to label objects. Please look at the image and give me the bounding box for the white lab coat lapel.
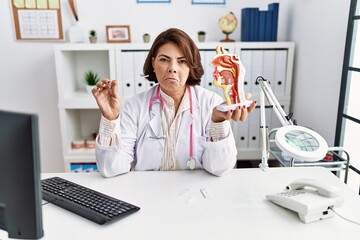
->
[148,100,165,148]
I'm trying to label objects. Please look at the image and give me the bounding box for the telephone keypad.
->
[278,190,306,197]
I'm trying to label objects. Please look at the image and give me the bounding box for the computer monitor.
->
[0,110,44,239]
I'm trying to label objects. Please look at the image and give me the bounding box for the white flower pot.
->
[198,34,206,42]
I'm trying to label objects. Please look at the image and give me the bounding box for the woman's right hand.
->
[92,79,120,121]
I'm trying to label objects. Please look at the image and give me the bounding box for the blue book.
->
[253,8,259,41]
[265,10,273,41]
[268,2,279,41]
[258,11,266,41]
[241,8,251,41]
[249,8,259,41]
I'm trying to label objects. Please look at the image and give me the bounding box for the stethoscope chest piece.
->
[187,158,196,170]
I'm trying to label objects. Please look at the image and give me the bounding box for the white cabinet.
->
[54,42,294,171]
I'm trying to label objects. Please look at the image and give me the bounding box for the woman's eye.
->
[159,57,168,62]
[179,59,187,64]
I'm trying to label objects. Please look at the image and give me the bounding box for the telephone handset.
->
[287,178,341,198]
[266,178,344,223]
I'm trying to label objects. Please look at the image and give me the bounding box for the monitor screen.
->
[0,110,44,239]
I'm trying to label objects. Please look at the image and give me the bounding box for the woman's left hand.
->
[212,93,257,123]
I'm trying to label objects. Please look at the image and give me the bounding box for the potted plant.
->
[89,29,97,43]
[84,70,100,93]
[143,33,150,43]
[197,31,206,42]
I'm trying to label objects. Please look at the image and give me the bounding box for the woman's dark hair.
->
[143,28,204,86]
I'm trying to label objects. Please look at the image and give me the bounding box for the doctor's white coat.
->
[96,85,237,177]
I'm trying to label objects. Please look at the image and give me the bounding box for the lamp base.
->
[259,163,270,171]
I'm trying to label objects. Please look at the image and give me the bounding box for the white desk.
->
[22,168,360,239]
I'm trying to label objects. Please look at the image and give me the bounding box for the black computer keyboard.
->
[41,177,140,225]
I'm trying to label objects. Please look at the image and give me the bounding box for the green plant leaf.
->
[84,70,100,85]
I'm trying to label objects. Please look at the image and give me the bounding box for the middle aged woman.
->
[92,28,256,178]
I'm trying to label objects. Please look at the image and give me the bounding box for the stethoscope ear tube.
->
[149,86,165,111]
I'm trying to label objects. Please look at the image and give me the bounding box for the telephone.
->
[266,178,344,223]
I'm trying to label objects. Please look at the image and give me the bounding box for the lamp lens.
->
[285,130,320,152]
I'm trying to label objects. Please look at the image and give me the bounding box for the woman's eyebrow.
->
[157,54,169,58]
[157,54,185,60]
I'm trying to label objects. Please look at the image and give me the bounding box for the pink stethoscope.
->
[148,85,196,170]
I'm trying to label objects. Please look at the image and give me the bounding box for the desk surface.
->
[10,167,360,240]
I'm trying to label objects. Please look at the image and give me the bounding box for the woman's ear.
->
[151,57,155,69]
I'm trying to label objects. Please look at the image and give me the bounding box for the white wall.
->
[0,0,350,173]
[288,0,350,144]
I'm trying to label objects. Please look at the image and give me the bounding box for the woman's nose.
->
[168,61,177,73]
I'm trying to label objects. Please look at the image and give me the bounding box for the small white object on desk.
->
[200,188,209,198]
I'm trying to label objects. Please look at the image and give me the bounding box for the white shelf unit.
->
[54,44,115,172]
[54,42,294,172]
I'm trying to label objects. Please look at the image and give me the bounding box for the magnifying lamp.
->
[275,125,328,162]
[257,76,329,170]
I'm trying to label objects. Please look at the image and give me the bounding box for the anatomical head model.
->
[211,45,249,111]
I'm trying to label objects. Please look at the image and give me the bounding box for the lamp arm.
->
[257,77,293,126]
[259,86,269,170]
[257,76,293,171]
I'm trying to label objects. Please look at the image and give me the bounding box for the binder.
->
[241,8,251,41]
[262,50,276,86]
[232,120,249,150]
[265,10,273,41]
[240,50,253,95]
[248,107,260,149]
[241,3,279,42]
[204,50,221,95]
[82,164,95,172]
[70,164,82,173]
[274,50,287,95]
[119,51,135,99]
[241,7,259,41]
[250,50,264,96]
[133,51,147,94]
[258,11,266,41]
[268,2,279,41]
[249,8,260,41]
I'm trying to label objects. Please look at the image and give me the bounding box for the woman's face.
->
[152,42,190,97]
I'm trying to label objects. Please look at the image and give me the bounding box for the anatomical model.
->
[211,45,252,111]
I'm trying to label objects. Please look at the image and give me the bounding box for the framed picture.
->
[106,25,131,43]
[191,0,226,5]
